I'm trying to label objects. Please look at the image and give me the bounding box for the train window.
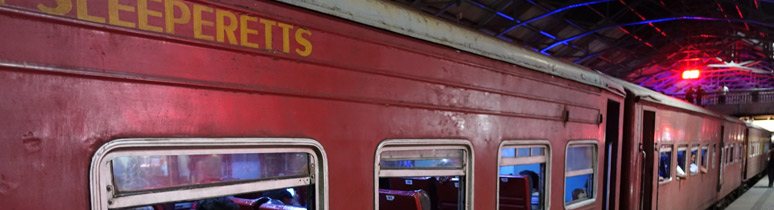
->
[689,146,699,175]
[498,140,550,210]
[658,145,673,183]
[375,139,472,210]
[564,141,597,208]
[90,138,328,210]
[729,145,734,163]
[701,145,708,173]
[676,146,687,178]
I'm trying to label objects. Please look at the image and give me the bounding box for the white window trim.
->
[689,145,699,176]
[496,140,551,210]
[90,138,329,210]
[676,145,688,179]
[374,139,474,210]
[700,145,709,173]
[563,140,599,210]
[658,145,674,184]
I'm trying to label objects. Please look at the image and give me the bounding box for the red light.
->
[682,70,700,79]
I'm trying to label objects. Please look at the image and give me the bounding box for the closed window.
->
[564,141,597,207]
[658,145,673,183]
[499,141,549,210]
[376,139,472,210]
[90,138,327,210]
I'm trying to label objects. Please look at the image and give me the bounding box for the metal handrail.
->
[673,89,774,105]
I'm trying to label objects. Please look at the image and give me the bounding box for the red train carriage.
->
[0,0,625,210]
[615,78,769,210]
[744,125,772,182]
[1,0,769,210]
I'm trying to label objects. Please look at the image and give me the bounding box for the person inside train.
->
[571,189,587,200]
[676,165,686,177]
[196,197,239,210]
[689,153,699,174]
[264,189,294,205]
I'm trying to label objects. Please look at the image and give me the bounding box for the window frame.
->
[676,145,688,179]
[700,144,709,173]
[658,144,674,184]
[496,140,551,210]
[563,140,599,209]
[89,138,329,210]
[374,139,474,210]
[689,145,699,176]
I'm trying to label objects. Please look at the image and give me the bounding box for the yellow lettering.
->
[138,0,162,32]
[38,0,72,15]
[277,23,293,53]
[193,4,214,41]
[295,28,312,56]
[239,15,259,48]
[216,10,238,45]
[108,0,136,28]
[77,0,105,23]
[259,19,276,50]
[164,0,189,34]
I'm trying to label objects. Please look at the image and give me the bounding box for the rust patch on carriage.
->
[22,132,42,153]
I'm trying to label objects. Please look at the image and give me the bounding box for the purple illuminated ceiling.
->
[390,0,774,94]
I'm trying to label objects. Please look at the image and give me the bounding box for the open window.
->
[564,140,597,208]
[658,145,673,183]
[700,145,708,173]
[375,139,472,210]
[689,146,699,175]
[498,140,550,210]
[90,138,328,210]
[676,145,687,178]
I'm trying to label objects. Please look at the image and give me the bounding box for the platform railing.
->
[673,89,774,106]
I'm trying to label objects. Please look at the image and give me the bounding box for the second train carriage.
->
[0,0,771,210]
[616,77,772,210]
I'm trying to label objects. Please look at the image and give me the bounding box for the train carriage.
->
[744,125,772,182]
[0,0,627,210]
[1,0,771,210]
[616,79,763,210]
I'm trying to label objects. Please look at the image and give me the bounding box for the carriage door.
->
[602,100,620,210]
[640,111,656,210]
[717,126,725,192]
[743,128,749,180]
